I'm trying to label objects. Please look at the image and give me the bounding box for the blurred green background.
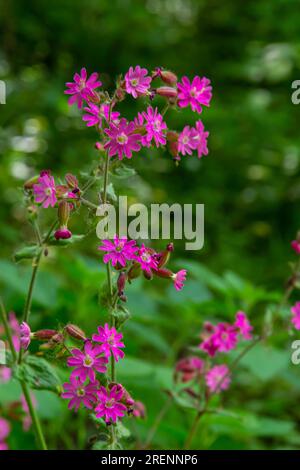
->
[1,0,300,450]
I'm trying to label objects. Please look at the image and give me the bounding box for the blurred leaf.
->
[14,245,42,262]
[240,344,288,380]
[14,355,62,392]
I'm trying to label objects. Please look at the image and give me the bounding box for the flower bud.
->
[24,175,39,190]
[54,227,72,240]
[65,324,86,341]
[117,272,127,296]
[174,357,205,383]
[166,131,179,143]
[155,267,173,279]
[95,142,104,151]
[160,70,178,85]
[156,86,178,99]
[132,401,146,419]
[33,329,58,341]
[128,263,141,281]
[155,243,174,268]
[65,173,79,190]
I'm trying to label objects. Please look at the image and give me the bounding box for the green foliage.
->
[14,355,62,393]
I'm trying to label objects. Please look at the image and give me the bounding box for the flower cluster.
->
[199,311,253,358]
[64,65,212,163]
[62,323,142,424]
[98,236,187,294]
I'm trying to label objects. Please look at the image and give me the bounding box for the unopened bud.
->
[54,227,72,240]
[128,263,141,281]
[117,272,127,296]
[24,175,39,190]
[160,70,178,85]
[65,324,86,341]
[95,142,104,151]
[33,329,58,341]
[156,86,178,99]
[65,173,79,190]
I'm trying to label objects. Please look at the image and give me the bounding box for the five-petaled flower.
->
[64,68,102,108]
[291,302,300,330]
[33,173,57,208]
[92,323,125,362]
[177,76,212,114]
[135,245,158,274]
[124,66,152,99]
[141,106,167,147]
[104,118,142,160]
[98,235,137,267]
[95,385,127,423]
[61,376,99,411]
[205,364,231,394]
[67,340,108,382]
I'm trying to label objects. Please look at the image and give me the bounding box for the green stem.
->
[0,297,47,450]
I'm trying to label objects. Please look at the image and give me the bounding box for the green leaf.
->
[113,165,136,179]
[14,355,62,392]
[115,421,131,439]
[240,344,289,381]
[14,245,42,262]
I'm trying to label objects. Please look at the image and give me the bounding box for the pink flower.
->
[142,106,167,147]
[82,103,120,128]
[20,322,31,350]
[132,401,146,419]
[205,364,231,394]
[124,66,152,98]
[92,323,125,362]
[190,120,209,158]
[175,356,204,383]
[234,311,253,340]
[177,76,212,113]
[98,235,137,267]
[64,68,102,108]
[291,302,300,330]
[214,323,238,352]
[0,418,10,442]
[67,340,108,382]
[0,442,8,450]
[54,227,72,240]
[62,376,99,411]
[172,269,187,291]
[33,173,57,208]
[104,118,142,160]
[135,245,158,274]
[199,335,219,357]
[0,367,12,383]
[95,385,127,423]
[178,127,194,156]
[291,240,300,254]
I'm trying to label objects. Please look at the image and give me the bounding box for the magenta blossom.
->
[291,302,300,330]
[64,68,102,108]
[172,269,187,291]
[104,118,141,160]
[20,322,31,350]
[67,340,108,382]
[124,66,152,98]
[205,364,231,394]
[33,173,57,208]
[175,356,204,383]
[190,120,209,158]
[178,76,212,113]
[234,311,253,340]
[178,127,194,156]
[54,227,72,240]
[199,335,219,357]
[0,367,12,383]
[82,103,120,128]
[95,385,127,423]
[142,106,167,147]
[214,323,238,353]
[92,323,125,362]
[98,235,137,267]
[291,240,300,254]
[135,245,158,274]
[62,376,99,411]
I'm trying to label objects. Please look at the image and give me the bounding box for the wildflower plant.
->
[1,64,299,451]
